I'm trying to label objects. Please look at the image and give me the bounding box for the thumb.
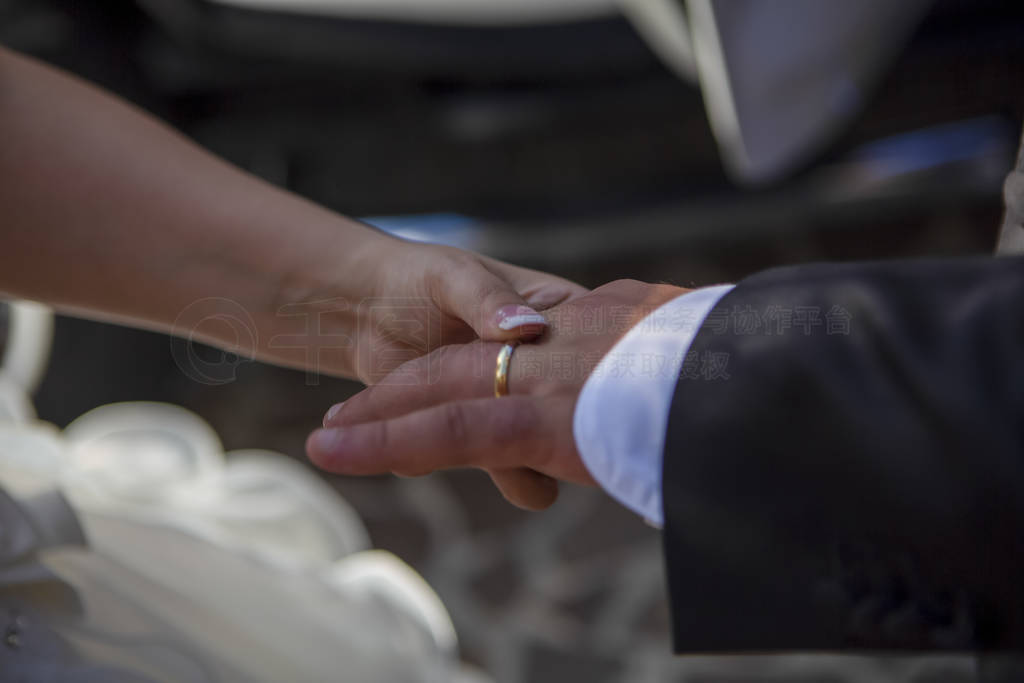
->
[440,261,548,341]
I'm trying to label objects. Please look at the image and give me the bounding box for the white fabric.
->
[1,299,53,395]
[573,285,733,526]
[0,396,470,682]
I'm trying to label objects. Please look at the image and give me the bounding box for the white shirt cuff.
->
[572,284,735,526]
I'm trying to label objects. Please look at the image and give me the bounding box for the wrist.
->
[252,217,399,378]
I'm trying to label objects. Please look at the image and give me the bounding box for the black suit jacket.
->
[661,142,1024,654]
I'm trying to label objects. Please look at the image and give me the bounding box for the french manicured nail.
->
[323,402,344,426]
[309,428,343,454]
[495,305,547,331]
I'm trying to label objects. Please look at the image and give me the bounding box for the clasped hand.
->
[308,280,688,510]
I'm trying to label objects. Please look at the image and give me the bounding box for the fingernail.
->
[495,305,547,331]
[309,428,343,454]
[323,402,344,426]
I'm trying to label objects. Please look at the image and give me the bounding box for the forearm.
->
[0,47,392,372]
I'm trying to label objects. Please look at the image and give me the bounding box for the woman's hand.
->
[276,235,588,383]
[351,238,589,383]
[0,48,585,384]
[308,280,688,509]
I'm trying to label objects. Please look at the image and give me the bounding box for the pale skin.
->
[310,280,690,510]
[0,46,586,378]
[0,45,589,498]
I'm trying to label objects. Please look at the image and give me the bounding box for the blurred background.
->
[1,0,1023,680]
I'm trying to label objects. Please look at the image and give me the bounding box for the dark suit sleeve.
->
[661,255,1024,653]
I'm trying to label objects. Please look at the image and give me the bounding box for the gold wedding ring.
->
[494,342,519,397]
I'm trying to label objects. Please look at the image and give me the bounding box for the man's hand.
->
[307,280,689,510]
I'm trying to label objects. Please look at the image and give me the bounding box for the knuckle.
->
[596,278,644,299]
[367,419,390,454]
[442,402,469,445]
[423,247,470,302]
[600,278,639,290]
[431,248,476,280]
[456,262,507,305]
[489,398,540,442]
[438,342,495,395]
